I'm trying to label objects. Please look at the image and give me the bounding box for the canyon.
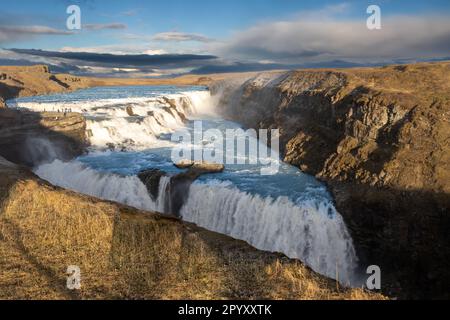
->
[0,65,380,300]
[212,62,450,298]
[1,62,449,299]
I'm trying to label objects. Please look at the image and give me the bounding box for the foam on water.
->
[181,181,357,284]
[35,159,157,211]
[11,89,211,150]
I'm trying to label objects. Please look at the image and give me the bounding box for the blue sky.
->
[3,0,450,49]
[1,0,450,76]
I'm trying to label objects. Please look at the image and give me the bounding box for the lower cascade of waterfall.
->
[12,85,361,286]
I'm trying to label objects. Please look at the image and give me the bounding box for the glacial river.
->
[10,85,359,285]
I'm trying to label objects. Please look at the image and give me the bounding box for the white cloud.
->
[120,9,138,17]
[0,25,72,44]
[83,23,127,31]
[143,49,167,55]
[60,45,166,55]
[0,23,127,44]
[213,9,450,63]
[152,32,214,43]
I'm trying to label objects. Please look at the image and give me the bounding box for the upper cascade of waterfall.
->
[10,86,214,150]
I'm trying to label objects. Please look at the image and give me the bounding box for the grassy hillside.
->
[0,156,383,300]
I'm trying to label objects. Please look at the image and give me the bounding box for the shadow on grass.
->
[0,220,80,300]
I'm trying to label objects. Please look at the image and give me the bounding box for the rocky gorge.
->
[1,61,448,299]
[0,65,383,300]
[212,62,450,298]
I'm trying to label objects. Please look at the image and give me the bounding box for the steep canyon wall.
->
[212,62,450,298]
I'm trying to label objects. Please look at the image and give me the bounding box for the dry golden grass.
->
[0,158,385,300]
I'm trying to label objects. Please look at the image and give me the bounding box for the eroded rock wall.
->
[213,62,450,298]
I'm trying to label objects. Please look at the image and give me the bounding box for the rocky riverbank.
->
[213,61,450,298]
[0,109,87,166]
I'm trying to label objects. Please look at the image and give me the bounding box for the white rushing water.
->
[13,86,360,286]
[34,160,357,284]
[11,91,212,150]
[181,181,358,284]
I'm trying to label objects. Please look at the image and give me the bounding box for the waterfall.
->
[35,160,157,212]
[26,87,360,286]
[11,91,213,150]
[181,181,358,285]
[35,158,359,286]
[155,176,171,213]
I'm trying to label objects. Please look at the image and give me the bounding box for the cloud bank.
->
[215,14,450,63]
[83,23,127,31]
[0,25,72,43]
[9,48,218,68]
[152,32,214,43]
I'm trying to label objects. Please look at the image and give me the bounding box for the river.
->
[10,85,359,286]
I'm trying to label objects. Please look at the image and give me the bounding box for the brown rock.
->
[126,105,136,116]
[215,61,450,299]
[0,109,87,166]
[138,162,224,217]
[174,160,225,173]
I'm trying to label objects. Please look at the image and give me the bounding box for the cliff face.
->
[213,62,450,298]
[0,109,87,166]
[0,156,381,300]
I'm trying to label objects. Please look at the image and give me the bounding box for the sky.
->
[1,0,450,77]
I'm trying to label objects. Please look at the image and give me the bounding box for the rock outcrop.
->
[138,169,168,201]
[0,65,93,100]
[174,160,225,172]
[0,109,87,166]
[0,156,382,300]
[139,162,225,216]
[213,62,450,298]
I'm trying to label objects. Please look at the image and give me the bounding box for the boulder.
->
[174,160,225,173]
[138,161,224,217]
[138,169,167,201]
